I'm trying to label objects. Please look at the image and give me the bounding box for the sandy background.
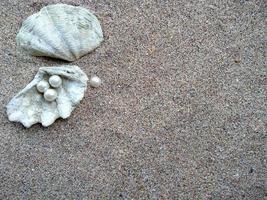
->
[0,0,266,199]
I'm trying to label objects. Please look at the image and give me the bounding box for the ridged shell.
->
[16,4,104,61]
[6,65,88,128]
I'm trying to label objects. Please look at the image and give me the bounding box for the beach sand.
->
[0,0,266,199]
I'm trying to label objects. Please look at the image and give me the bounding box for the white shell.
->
[6,65,88,128]
[16,4,104,61]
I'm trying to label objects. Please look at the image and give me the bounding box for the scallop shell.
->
[6,65,88,128]
[16,4,103,61]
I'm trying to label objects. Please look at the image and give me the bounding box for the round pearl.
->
[44,89,58,102]
[89,75,102,88]
[49,75,62,88]
[36,80,50,93]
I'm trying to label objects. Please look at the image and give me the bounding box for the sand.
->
[0,0,266,199]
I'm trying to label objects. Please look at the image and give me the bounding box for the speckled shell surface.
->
[6,66,88,128]
[16,4,103,61]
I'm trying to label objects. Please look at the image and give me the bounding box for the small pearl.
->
[89,75,102,88]
[36,80,50,93]
[49,75,62,88]
[44,89,58,102]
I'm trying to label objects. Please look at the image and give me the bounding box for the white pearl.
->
[89,75,102,88]
[49,75,62,88]
[44,89,58,102]
[36,80,50,93]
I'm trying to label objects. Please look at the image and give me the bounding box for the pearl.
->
[44,89,58,102]
[49,75,62,88]
[36,80,50,93]
[89,75,102,88]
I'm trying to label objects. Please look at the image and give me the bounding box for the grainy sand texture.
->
[0,0,266,199]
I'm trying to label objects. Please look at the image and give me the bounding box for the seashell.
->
[6,65,88,128]
[16,4,104,61]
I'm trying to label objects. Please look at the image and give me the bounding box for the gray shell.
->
[16,4,103,61]
[6,66,88,128]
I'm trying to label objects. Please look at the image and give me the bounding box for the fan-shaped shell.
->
[16,4,104,61]
[6,65,88,128]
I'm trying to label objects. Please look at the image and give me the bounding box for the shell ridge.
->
[45,7,77,61]
[86,13,103,39]
[25,31,67,59]
[42,66,88,83]
[56,86,74,118]
[17,13,69,60]
[43,7,75,61]
[40,101,58,127]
